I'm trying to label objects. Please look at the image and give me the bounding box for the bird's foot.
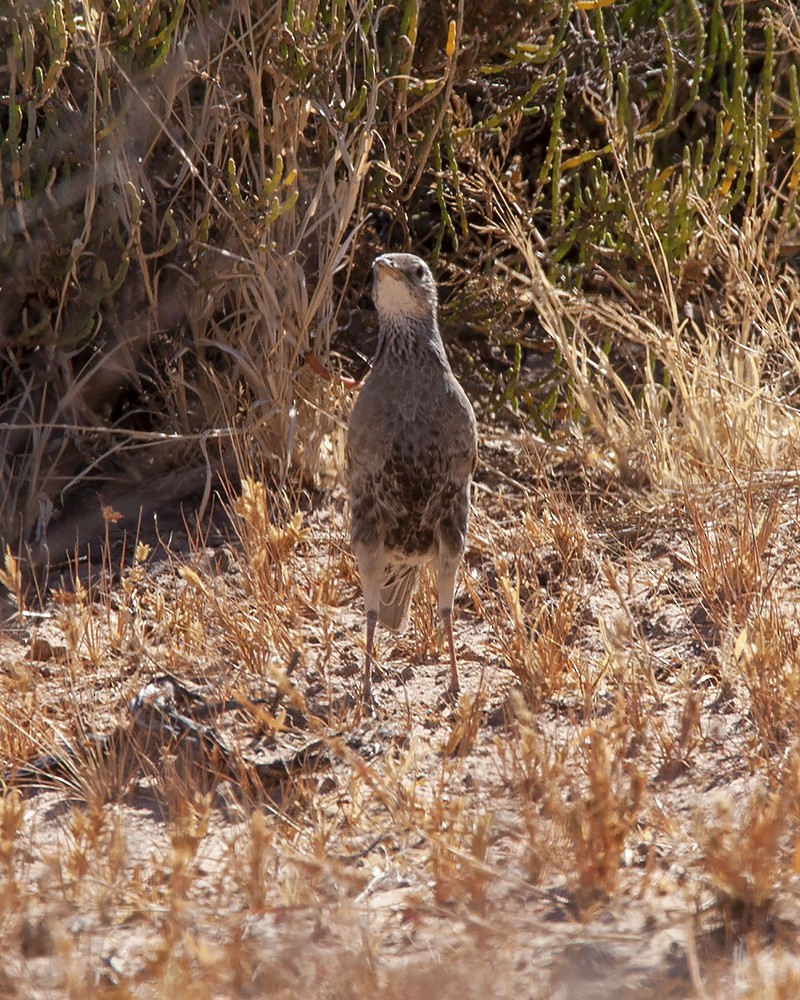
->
[357,685,389,719]
[435,682,461,711]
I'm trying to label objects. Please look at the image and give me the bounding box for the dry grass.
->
[4,336,800,995]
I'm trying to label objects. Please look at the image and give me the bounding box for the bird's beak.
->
[373,257,401,279]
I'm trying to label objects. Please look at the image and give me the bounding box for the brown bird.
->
[346,253,478,704]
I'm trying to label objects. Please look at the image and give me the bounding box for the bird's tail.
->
[379,563,420,632]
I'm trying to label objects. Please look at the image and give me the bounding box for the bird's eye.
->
[414,264,425,279]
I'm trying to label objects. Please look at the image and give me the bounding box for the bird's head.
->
[371,253,438,323]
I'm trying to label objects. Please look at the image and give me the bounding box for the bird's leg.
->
[441,607,460,695]
[437,549,462,696]
[354,540,382,707]
[363,609,378,704]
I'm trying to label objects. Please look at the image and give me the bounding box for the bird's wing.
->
[345,378,396,482]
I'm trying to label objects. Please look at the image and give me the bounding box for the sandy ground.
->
[2,428,800,998]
